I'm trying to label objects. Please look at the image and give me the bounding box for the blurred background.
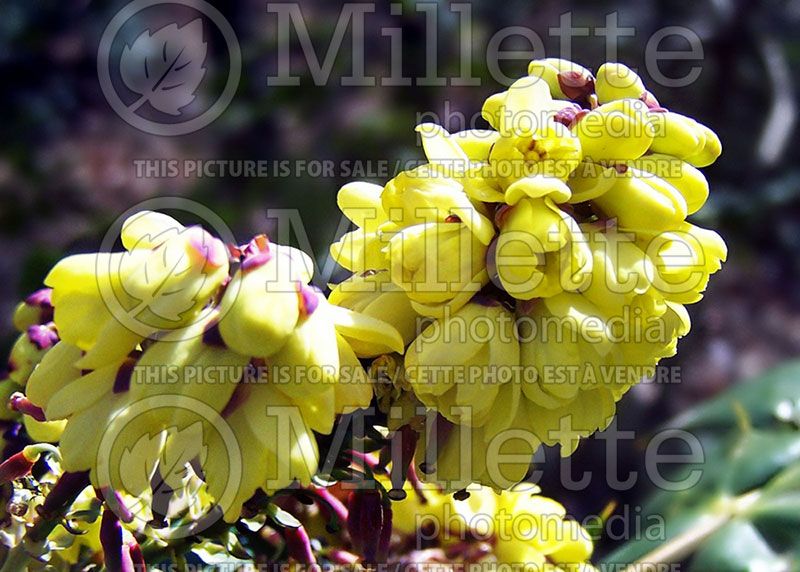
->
[1,0,799,561]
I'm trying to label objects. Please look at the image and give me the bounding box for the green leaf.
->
[603,360,800,569]
[689,521,783,572]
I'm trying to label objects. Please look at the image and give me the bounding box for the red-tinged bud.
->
[388,424,418,499]
[0,448,38,483]
[101,508,124,572]
[553,103,586,128]
[240,234,272,272]
[13,289,54,332]
[8,392,46,422]
[640,90,665,111]
[283,523,317,565]
[27,323,58,350]
[297,283,321,319]
[25,288,53,308]
[558,70,595,101]
[348,488,391,564]
[186,226,228,269]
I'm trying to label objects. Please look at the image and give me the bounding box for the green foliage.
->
[603,361,800,570]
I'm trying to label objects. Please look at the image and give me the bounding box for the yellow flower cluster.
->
[387,476,596,571]
[331,60,726,487]
[21,211,399,522]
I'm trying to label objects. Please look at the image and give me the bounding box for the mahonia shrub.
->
[0,59,725,571]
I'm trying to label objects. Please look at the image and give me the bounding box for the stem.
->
[622,513,729,572]
[0,471,89,572]
[622,491,761,572]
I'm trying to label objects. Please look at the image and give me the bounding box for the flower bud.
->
[388,223,488,311]
[217,237,302,358]
[12,288,53,332]
[7,323,58,385]
[628,154,709,214]
[684,122,722,167]
[120,210,185,251]
[100,508,125,572]
[595,62,646,103]
[494,196,591,300]
[637,222,727,304]
[338,181,386,232]
[329,270,419,351]
[347,488,392,564]
[592,167,687,231]
[572,99,654,163]
[483,76,568,137]
[47,219,229,370]
[648,111,706,159]
[528,58,595,101]
[0,447,39,483]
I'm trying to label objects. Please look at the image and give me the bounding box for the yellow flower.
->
[489,121,582,185]
[23,211,389,523]
[328,270,418,354]
[571,99,655,163]
[387,474,596,571]
[483,76,572,137]
[594,62,646,103]
[217,236,310,358]
[492,180,592,300]
[327,59,726,492]
[417,123,506,205]
[381,162,495,245]
[635,222,728,304]
[46,212,230,369]
[406,297,520,430]
[591,165,688,232]
[388,222,489,313]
